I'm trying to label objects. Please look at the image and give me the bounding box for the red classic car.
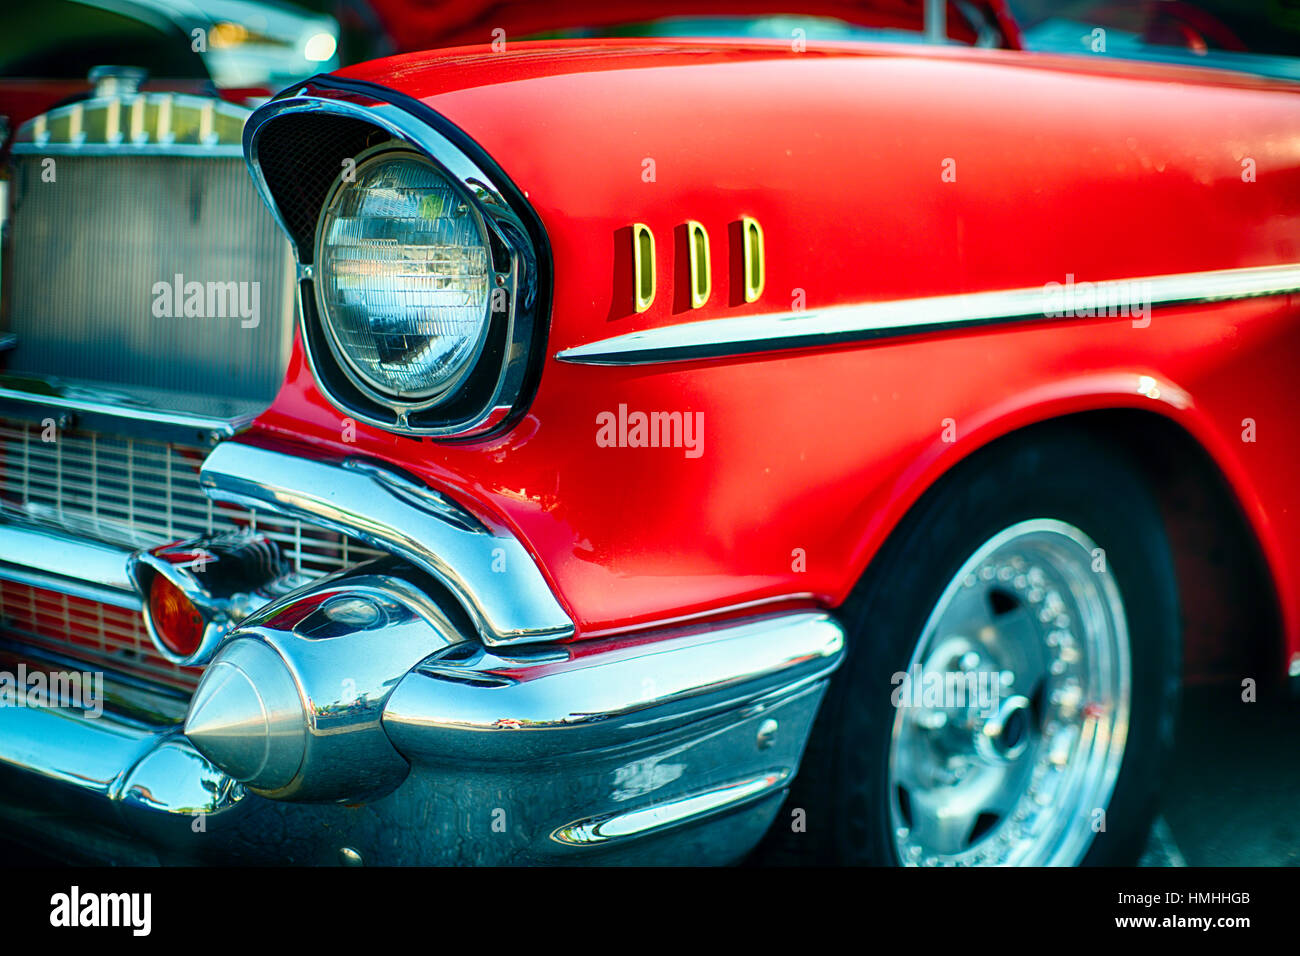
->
[0,0,1297,867]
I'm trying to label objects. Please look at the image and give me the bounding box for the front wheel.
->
[782,428,1181,866]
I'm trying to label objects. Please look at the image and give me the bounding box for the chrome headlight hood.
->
[243,76,552,439]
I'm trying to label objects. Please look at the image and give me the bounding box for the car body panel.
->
[243,41,1300,671]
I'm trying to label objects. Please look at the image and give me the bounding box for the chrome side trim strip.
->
[556,263,1300,366]
[0,519,139,609]
[199,441,575,644]
[0,565,139,611]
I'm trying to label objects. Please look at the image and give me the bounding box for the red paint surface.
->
[250,41,1300,672]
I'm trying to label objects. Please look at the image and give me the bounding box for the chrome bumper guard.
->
[0,560,843,864]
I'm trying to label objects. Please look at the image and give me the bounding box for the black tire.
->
[766,425,1181,866]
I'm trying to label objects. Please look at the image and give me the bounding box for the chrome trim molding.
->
[0,649,242,818]
[0,516,139,608]
[0,564,138,611]
[199,441,575,644]
[182,557,841,840]
[556,263,1300,365]
[0,560,843,862]
[243,81,549,439]
[550,770,790,846]
[384,611,846,762]
[0,374,256,444]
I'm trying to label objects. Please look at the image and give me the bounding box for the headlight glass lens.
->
[316,152,492,401]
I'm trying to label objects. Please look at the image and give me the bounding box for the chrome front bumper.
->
[0,440,844,864]
[0,594,842,864]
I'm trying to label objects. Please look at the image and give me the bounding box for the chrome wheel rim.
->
[888,519,1131,866]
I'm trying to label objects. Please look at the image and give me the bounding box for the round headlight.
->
[315,150,493,402]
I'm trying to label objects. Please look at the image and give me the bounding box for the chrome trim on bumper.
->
[199,441,575,645]
[384,611,845,761]
[550,770,790,846]
[0,516,139,609]
[555,262,1300,366]
[184,562,468,801]
[0,650,241,815]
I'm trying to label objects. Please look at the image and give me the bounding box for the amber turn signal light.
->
[148,573,205,658]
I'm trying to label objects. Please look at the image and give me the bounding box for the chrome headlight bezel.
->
[244,80,550,439]
[312,144,495,408]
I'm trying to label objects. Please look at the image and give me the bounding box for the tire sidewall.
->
[813,430,1181,866]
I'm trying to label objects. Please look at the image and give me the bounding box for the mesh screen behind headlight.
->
[315,150,492,401]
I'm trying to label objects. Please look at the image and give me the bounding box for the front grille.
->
[0,95,373,697]
[0,419,381,577]
[0,419,383,693]
[0,579,201,693]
